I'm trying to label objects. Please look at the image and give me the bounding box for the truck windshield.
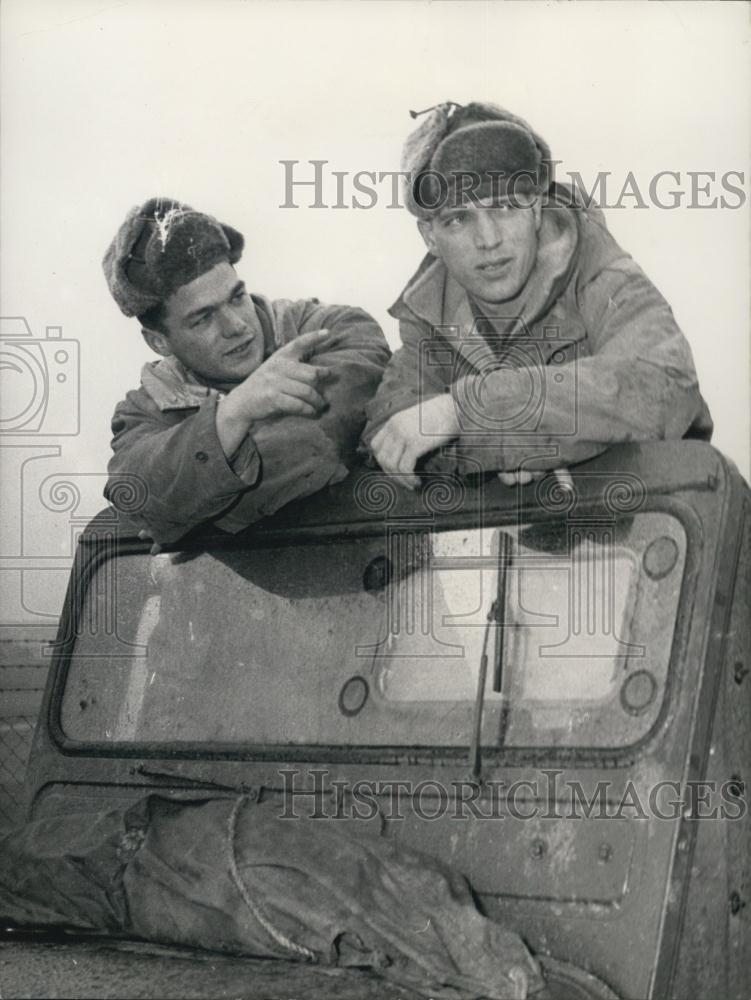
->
[60,512,685,750]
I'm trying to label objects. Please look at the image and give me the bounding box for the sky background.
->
[1,0,749,626]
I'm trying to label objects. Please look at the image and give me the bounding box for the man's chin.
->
[461,267,524,304]
[221,354,263,382]
[470,281,523,307]
[196,361,256,389]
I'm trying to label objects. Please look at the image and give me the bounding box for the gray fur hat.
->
[103,198,244,318]
[402,101,553,217]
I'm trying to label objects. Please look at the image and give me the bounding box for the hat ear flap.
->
[221,223,244,265]
[401,103,454,216]
[102,204,162,318]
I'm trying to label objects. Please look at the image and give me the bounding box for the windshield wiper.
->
[129,764,259,797]
[468,531,513,783]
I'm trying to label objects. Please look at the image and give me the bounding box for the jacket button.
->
[195,451,209,463]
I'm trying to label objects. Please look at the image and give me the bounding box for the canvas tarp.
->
[0,794,548,999]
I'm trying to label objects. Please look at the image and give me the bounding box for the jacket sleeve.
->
[105,392,264,544]
[359,313,605,474]
[442,258,710,473]
[361,317,448,450]
[292,300,392,465]
[213,303,391,535]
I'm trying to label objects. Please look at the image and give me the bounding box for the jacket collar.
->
[139,294,276,411]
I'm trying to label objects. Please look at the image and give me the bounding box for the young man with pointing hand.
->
[103,198,390,545]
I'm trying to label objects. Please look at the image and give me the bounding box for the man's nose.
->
[219,308,248,337]
[474,213,503,250]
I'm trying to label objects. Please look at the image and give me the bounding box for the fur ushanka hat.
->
[402,101,553,217]
[103,198,244,318]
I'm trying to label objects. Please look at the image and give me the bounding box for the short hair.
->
[137,302,168,334]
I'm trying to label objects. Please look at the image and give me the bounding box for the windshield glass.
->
[61,512,686,750]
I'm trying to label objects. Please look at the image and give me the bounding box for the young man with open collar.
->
[363,102,712,488]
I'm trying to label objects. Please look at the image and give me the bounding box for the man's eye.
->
[444,215,466,228]
[232,289,247,303]
[190,314,210,329]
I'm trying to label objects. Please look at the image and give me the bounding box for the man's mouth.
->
[225,339,254,358]
[477,258,513,275]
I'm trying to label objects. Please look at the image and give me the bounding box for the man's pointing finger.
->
[281,329,332,361]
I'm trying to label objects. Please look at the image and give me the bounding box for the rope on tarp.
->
[227,795,318,963]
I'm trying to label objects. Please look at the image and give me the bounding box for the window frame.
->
[46,495,702,769]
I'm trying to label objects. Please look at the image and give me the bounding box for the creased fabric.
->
[0,795,544,1000]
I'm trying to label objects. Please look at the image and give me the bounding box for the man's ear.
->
[417,219,439,257]
[140,327,173,357]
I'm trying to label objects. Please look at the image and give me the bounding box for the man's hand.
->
[498,468,574,490]
[216,329,332,458]
[138,528,162,556]
[370,395,460,488]
[234,328,333,422]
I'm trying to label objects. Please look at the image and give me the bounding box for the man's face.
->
[147,261,265,383]
[419,195,542,307]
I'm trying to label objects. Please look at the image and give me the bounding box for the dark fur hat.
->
[103,198,244,318]
[402,101,553,217]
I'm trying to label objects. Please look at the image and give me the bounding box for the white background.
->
[1,0,749,622]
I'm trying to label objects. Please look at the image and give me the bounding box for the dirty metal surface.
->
[0,937,423,1000]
